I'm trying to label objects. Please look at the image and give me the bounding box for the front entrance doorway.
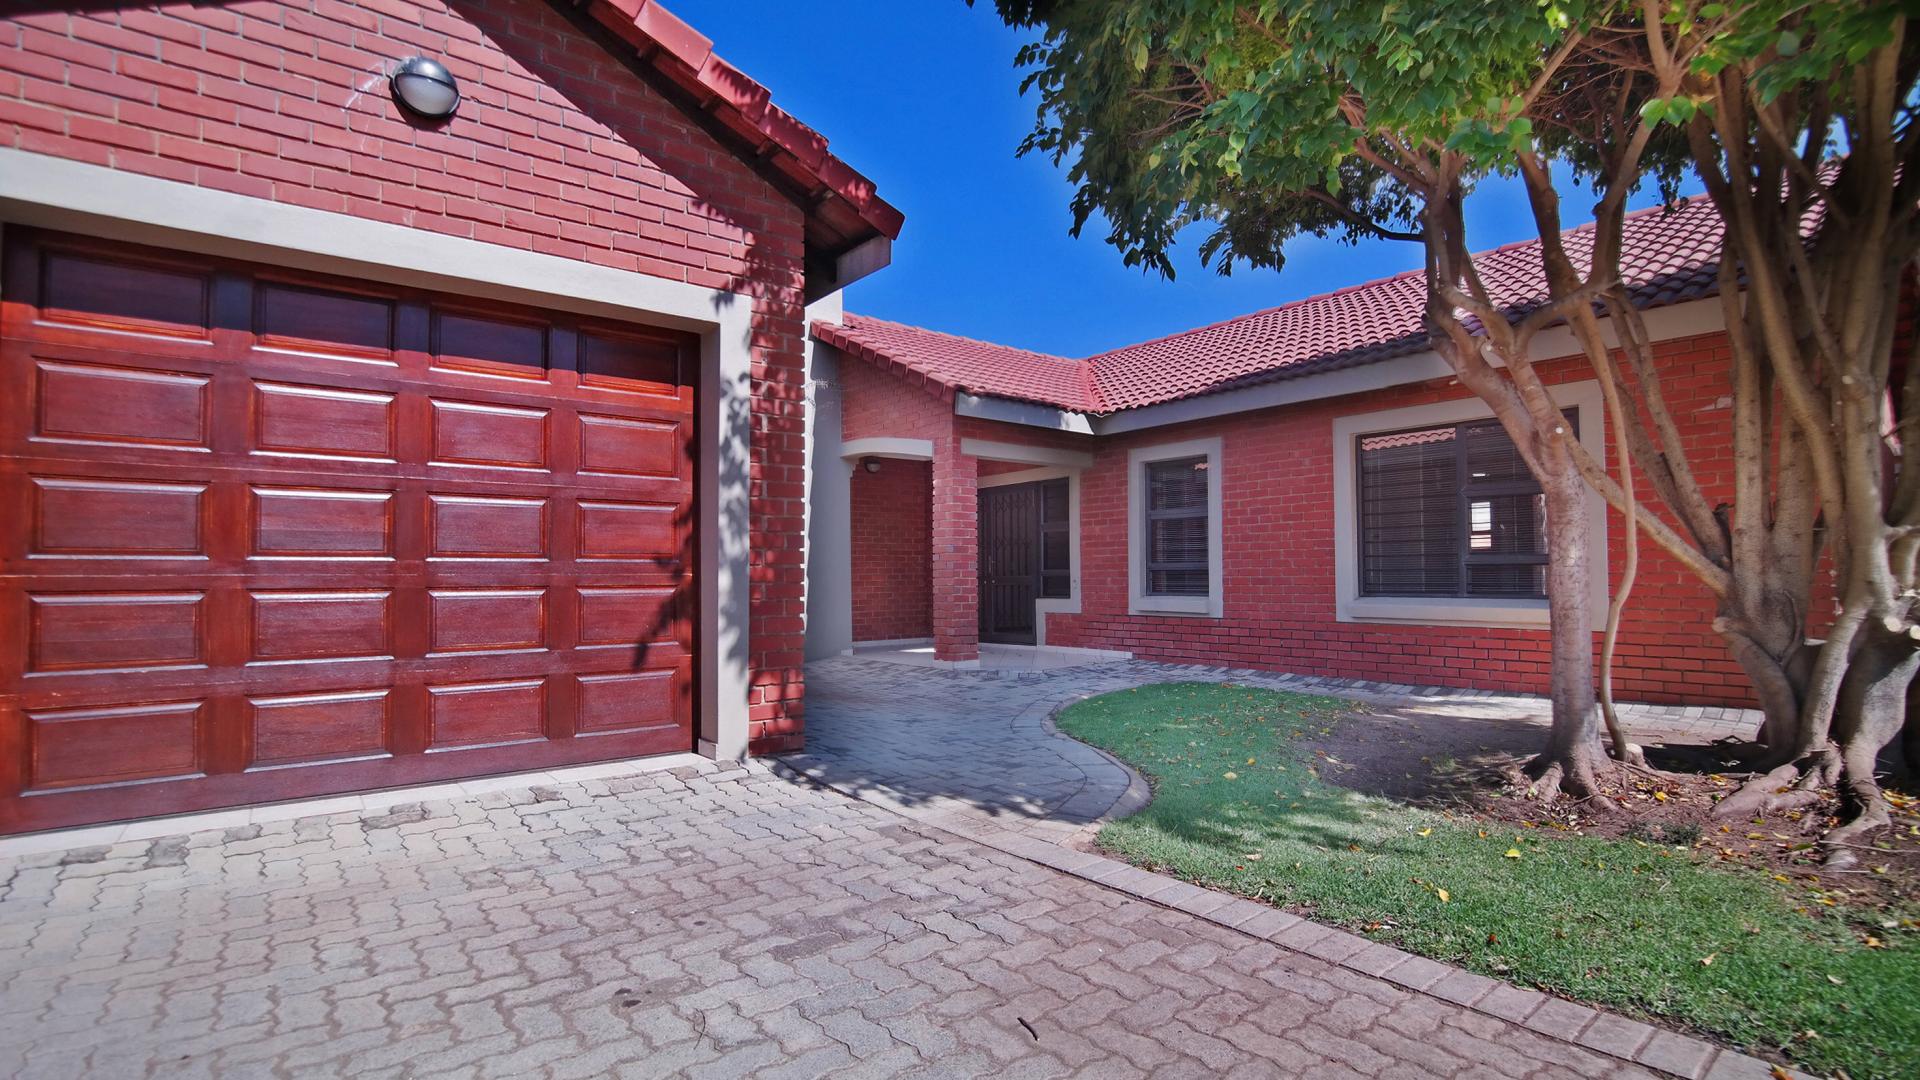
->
[977,478,1070,645]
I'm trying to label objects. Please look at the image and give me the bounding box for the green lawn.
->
[1056,682,1919,1080]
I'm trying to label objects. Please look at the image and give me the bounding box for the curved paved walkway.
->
[789,656,1758,848]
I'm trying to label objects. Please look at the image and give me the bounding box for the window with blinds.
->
[1144,456,1210,597]
[1357,415,1560,600]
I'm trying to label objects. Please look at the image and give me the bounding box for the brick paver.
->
[0,659,1787,1079]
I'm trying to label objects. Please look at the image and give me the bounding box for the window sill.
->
[1129,595,1221,618]
[1338,596,1550,629]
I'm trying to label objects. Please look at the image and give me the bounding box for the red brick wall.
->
[1007,330,1749,707]
[0,0,815,750]
[850,460,932,641]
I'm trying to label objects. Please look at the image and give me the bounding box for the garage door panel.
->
[576,668,686,737]
[34,245,214,342]
[247,689,392,770]
[428,398,551,471]
[252,278,398,362]
[426,588,548,655]
[23,700,206,793]
[27,591,206,674]
[251,486,397,560]
[427,494,550,560]
[252,381,398,462]
[29,475,208,559]
[31,358,213,451]
[426,678,547,751]
[577,585,682,649]
[430,308,550,381]
[250,590,395,663]
[2,229,697,834]
[577,327,687,401]
[578,413,684,480]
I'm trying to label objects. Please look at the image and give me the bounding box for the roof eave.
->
[577,0,904,284]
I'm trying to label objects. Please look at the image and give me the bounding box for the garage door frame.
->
[0,148,755,823]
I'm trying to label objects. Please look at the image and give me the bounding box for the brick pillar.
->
[930,438,979,662]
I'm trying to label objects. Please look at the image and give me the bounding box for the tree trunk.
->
[1824,621,1920,864]
[1526,452,1607,799]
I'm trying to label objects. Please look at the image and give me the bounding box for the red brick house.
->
[0,0,1766,840]
[0,0,901,833]
[807,195,1753,710]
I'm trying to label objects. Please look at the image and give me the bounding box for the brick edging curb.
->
[767,752,1814,1080]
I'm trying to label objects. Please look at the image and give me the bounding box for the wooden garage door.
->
[0,230,697,835]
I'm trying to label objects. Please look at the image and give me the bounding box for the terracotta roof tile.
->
[816,194,1728,413]
[813,315,1100,410]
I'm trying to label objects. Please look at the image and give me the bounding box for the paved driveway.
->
[0,659,1776,1079]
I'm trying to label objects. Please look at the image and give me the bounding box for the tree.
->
[977,0,1682,799]
[977,1,1918,844]
[1540,3,1920,859]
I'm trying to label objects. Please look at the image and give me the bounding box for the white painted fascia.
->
[1329,380,1609,631]
[1126,436,1225,619]
[841,437,934,461]
[955,392,1094,434]
[959,439,1093,469]
[0,147,754,760]
[978,465,1085,642]
[1095,351,1455,435]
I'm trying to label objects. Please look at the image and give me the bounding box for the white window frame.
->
[1128,436,1225,618]
[1331,381,1608,630]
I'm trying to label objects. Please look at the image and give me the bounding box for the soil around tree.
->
[1301,700,1920,913]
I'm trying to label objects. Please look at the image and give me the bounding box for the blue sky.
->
[673,1,1699,358]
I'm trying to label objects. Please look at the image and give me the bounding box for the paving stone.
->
[0,657,1751,1080]
[1578,1012,1657,1059]
[1636,1029,1719,1079]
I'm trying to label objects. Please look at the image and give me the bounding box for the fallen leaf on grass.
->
[1504,848,1523,859]
[1417,828,1433,837]
[1436,888,1450,903]
[1699,953,1715,966]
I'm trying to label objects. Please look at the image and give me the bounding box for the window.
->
[1127,437,1223,617]
[1145,457,1210,596]
[1332,387,1610,629]
[1357,417,1561,600]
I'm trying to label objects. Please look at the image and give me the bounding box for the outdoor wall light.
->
[391,57,460,121]
[863,458,882,473]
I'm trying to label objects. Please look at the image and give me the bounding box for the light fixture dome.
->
[391,56,459,121]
